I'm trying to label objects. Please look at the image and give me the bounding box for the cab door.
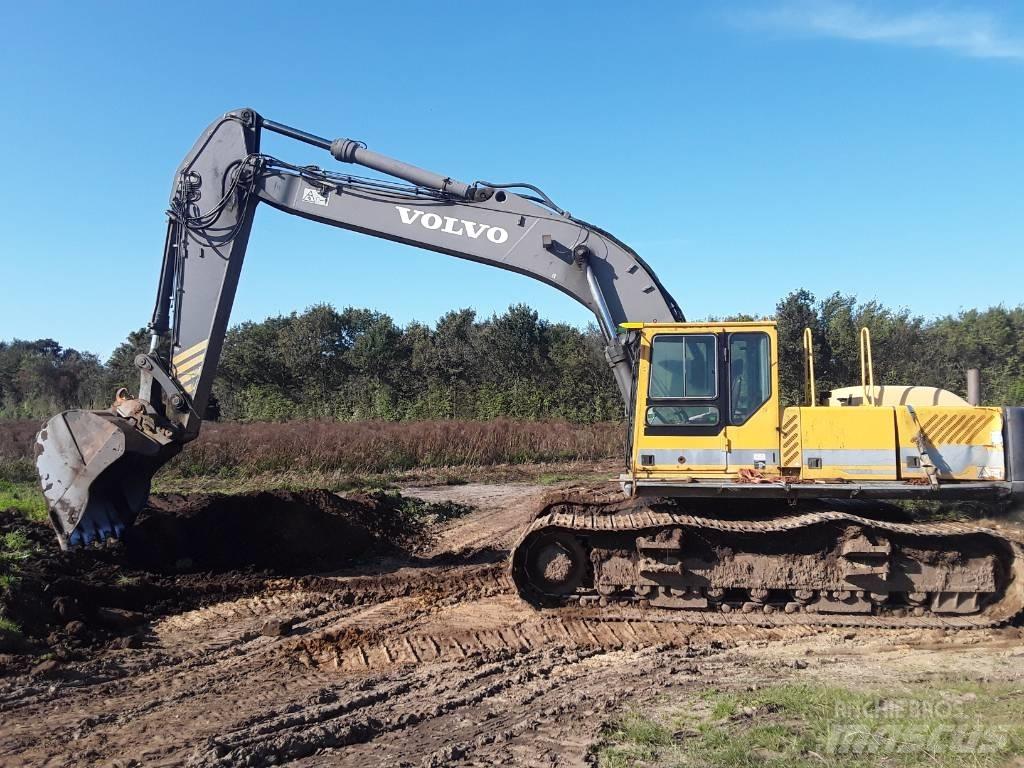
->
[723,330,781,471]
[636,332,729,474]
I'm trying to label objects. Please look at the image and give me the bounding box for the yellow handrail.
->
[859,327,875,406]
[803,327,817,407]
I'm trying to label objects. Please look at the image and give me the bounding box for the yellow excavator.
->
[36,109,1024,629]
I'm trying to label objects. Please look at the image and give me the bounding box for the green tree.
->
[429,308,480,418]
[774,290,822,406]
[106,328,152,393]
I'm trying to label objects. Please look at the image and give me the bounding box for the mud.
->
[0,489,441,659]
[1,480,1022,767]
[130,489,421,572]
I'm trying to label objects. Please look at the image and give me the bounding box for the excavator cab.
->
[629,322,780,478]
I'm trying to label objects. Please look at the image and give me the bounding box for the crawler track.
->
[511,493,1024,630]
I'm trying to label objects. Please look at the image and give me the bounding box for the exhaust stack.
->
[967,368,981,406]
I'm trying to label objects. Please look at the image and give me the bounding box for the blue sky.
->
[1,1,1021,358]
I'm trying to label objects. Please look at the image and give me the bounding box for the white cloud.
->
[741,1,1024,60]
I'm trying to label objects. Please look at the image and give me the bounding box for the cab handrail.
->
[859,327,875,406]
[803,327,817,407]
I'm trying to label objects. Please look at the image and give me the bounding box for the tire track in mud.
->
[0,563,518,746]
[187,640,720,767]
[294,609,823,673]
[165,563,509,665]
[151,543,823,686]
[300,616,695,672]
[189,620,822,768]
[0,564,821,768]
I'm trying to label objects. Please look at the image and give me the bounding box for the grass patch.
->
[2,531,35,566]
[151,460,618,496]
[0,457,37,484]
[364,489,473,526]
[0,615,23,650]
[900,499,1012,522]
[537,472,579,486]
[1,529,38,610]
[538,468,618,486]
[595,682,1024,768]
[599,712,675,767]
[151,470,400,496]
[0,480,47,523]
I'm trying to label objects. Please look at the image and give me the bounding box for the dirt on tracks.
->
[1,480,1023,767]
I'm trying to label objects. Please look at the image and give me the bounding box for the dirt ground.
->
[1,480,1023,767]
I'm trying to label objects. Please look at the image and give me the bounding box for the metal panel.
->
[798,406,898,480]
[628,476,1017,502]
[150,110,261,437]
[895,406,1004,481]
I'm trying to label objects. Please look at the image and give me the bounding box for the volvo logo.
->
[395,206,509,244]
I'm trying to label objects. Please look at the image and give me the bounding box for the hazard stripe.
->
[172,339,208,368]
[174,353,206,377]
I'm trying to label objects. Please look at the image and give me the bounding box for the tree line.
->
[2,292,1022,423]
[772,291,1024,408]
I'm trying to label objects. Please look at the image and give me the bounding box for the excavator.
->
[36,108,1024,629]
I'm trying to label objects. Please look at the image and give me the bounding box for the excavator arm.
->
[36,107,682,548]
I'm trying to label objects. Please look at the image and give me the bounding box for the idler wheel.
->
[522,531,587,596]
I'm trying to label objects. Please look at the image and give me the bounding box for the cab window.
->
[648,335,717,399]
[729,333,771,424]
[646,405,720,426]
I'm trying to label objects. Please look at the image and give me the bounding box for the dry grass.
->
[0,420,39,462]
[168,419,623,477]
[0,418,624,478]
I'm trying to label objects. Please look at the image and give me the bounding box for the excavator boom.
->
[36,108,681,548]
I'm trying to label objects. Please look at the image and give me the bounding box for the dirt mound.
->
[130,489,416,573]
[0,489,436,656]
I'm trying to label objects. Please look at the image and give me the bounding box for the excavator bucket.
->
[35,410,172,550]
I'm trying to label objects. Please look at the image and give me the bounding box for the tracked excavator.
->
[36,108,1024,629]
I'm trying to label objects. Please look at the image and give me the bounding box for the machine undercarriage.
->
[511,489,1024,628]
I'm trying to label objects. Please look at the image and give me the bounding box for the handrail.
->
[803,327,817,407]
[859,327,875,406]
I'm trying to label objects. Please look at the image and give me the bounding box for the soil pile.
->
[0,489,432,655]
[128,489,416,572]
